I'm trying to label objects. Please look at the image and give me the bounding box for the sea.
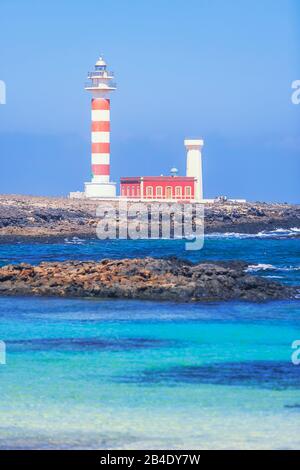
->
[0,229,299,449]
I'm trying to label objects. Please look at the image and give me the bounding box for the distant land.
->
[0,194,299,240]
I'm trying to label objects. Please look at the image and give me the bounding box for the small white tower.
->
[184,139,204,201]
[84,56,117,198]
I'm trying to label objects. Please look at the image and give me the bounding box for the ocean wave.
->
[263,275,284,279]
[64,236,86,245]
[207,227,300,240]
[246,263,300,273]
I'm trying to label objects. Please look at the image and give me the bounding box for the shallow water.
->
[0,235,299,449]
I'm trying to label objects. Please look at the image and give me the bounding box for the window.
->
[127,186,131,197]
[185,186,191,198]
[175,186,182,198]
[132,186,135,197]
[146,186,153,198]
[165,186,172,199]
[121,187,126,197]
[156,186,163,198]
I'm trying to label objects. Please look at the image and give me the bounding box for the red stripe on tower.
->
[92,121,110,132]
[92,164,110,176]
[92,98,110,110]
[92,143,110,154]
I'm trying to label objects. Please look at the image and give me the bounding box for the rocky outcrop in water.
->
[0,258,296,302]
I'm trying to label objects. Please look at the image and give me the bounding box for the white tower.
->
[184,139,204,201]
[84,56,117,198]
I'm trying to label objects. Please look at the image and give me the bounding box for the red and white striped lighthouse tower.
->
[84,56,117,198]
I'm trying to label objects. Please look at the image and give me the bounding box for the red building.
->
[120,175,196,201]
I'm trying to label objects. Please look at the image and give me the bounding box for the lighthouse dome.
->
[95,57,107,67]
[170,167,179,177]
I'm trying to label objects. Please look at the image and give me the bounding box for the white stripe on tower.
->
[91,98,110,182]
[91,109,110,122]
[91,132,110,143]
[91,154,110,165]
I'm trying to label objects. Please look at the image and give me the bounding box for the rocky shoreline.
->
[0,195,299,240]
[0,257,297,302]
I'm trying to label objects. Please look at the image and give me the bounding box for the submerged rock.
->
[0,257,296,302]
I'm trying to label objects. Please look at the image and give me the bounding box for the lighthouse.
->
[84,56,117,198]
[185,139,204,201]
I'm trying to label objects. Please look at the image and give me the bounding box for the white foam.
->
[64,237,85,245]
[207,227,300,240]
[246,264,276,272]
[246,264,300,273]
[264,275,284,279]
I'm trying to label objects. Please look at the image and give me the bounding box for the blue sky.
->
[0,0,299,202]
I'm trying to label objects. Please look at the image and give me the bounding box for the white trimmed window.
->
[165,186,172,199]
[185,186,191,197]
[146,186,153,198]
[156,186,163,198]
[175,186,182,198]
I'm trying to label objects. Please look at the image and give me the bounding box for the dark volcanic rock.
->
[0,258,296,302]
[0,195,299,239]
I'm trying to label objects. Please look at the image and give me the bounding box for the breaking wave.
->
[64,236,86,245]
[246,264,300,273]
[207,227,300,240]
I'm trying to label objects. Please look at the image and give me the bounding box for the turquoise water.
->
[0,235,299,449]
